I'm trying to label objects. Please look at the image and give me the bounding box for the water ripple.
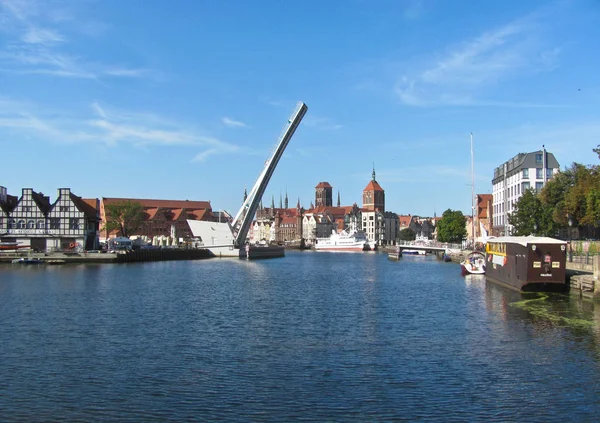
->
[1,253,599,422]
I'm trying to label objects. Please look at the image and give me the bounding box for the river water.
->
[1,251,599,422]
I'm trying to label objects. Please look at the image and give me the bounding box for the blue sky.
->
[1,0,599,218]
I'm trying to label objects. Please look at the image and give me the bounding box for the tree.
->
[103,200,145,238]
[398,228,416,241]
[508,189,554,236]
[436,209,466,243]
[594,145,600,160]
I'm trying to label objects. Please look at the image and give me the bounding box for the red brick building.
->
[99,197,214,241]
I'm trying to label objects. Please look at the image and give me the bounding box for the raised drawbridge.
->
[187,102,308,258]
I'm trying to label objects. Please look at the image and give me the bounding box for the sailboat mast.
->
[470,132,475,246]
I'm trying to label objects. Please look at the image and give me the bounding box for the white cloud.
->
[21,27,64,44]
[222,117,247,128]
[394,14,561,107]
[0,0,154,80]
[0,98,241,162]
[303,115,343,131]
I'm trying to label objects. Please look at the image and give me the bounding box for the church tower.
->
[315,182,333,207]
[362,165,385,212]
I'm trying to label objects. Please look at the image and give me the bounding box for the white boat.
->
[402,249,427,255]
[315,228,368,251]
[460,251,486,275]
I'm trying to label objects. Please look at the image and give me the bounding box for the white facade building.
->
[491,148,559,236]
[0,187,100,251]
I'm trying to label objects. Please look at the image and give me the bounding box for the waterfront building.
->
[362,167,386,246]
[0,186,100,251]
[251,194,304,244]
[98,197,214,242]
[383,211,399,244]
[475,194,493,241]
[491,147,559,236]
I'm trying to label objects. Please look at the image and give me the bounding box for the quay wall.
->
[0,249,211,264]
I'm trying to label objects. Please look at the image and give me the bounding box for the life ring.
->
[69,242,76,249]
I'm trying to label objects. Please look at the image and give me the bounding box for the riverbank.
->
[0,249,212,264]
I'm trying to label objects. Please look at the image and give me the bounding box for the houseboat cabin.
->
[485,236,567,292]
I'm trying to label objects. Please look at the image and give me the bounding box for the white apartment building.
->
[491,148,559,236]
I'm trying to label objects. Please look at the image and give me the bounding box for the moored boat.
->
[485,236,567,292]
[11,258,43,264]
[314,228,369,251]
[460,251,486,275]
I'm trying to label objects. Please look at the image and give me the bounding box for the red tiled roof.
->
[398,215,412,226]
[70,193,98,219]
[364,180,384,192]
[102,197,211,210]
[315,182,332,188]
[311,205,352,217]
[281,216,296,224]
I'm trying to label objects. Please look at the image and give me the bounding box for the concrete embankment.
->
[0,249,212,264]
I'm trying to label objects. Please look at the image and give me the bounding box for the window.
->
[8,219,16,228]
[17,220,25,228]
[60,206,70,212]
[536,182,543,192]
[536,168,543,179]
[27,220,34,229]
[23,206,31,212]
[536,153,543,164]
[546,168,553,178]
[49,218,60,229]
[522,169,529,178]
[37,220,45,229]
[523,182,530,191]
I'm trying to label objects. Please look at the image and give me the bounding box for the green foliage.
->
[436,209,466,243]
[589,242,598,255]
[398,228,416,241]
[575,241,584,255]
[509,189,557,236]
[103,200,145,238]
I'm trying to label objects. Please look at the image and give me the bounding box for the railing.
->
[567,252,600,265]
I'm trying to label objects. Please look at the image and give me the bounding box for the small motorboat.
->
[460,251,486,275]
[11,258,44,264]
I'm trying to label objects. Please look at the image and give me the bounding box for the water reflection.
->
[1,252,600,421]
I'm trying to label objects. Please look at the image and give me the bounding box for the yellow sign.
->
[552,262,560,268]
[533,261,541,268]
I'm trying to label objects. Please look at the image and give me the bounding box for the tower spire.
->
[337,191,341,207]
[285,188,289,209]
[372,162,376,181]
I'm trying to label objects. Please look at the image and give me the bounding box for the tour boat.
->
[314,228,369,251]
[460,251,486,275]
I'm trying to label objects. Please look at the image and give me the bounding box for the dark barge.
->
[485,236,567,292]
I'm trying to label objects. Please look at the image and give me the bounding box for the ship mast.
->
[471,132,475,247]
